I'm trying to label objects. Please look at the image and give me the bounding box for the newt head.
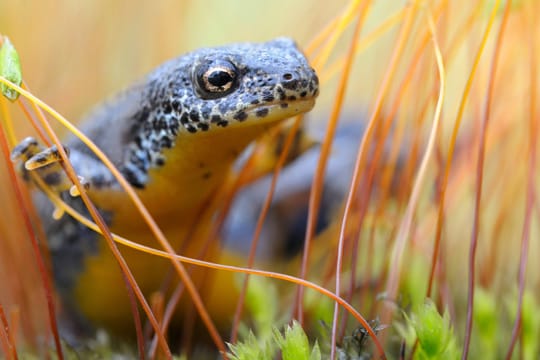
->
[152,37,318,132]
[122,37,319,188]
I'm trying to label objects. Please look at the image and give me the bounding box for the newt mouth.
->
[238,98,317,125]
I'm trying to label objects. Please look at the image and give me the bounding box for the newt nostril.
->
[282,71,299,90]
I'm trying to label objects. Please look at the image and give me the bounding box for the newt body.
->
[12,38,319,336]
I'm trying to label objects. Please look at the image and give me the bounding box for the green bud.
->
[274,321,320,360]
[412,300,454,358]
[0,36,23,101]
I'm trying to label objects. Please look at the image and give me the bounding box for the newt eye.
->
[193,60,238,99]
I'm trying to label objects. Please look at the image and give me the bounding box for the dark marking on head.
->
[255,108,269,118]
[262,93,275,102]
[171,99,182,112]
[234,111,248,121]
[197,122,210,131]
[189,109,200,122]
[161,137,173,148]
[180,113,189,125]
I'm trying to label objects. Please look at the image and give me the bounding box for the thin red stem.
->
[462,1,512,358]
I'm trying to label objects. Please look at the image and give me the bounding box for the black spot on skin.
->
[250,99,260,105]
[280,103,289,108]
[161,137,173,148]
[300,91,307,98]
[256,108,269,117]
[186,125,197,133]
[217,120,228,127]
[189,109,200,122]
[211,115,222,123]
[163,102,172,114]
[172,99,182,112]
[288,96,297,101]
[262,93,274,102]
[123,167,146,189]
[202,171,212,179]
[266,76,277,87]
[180,113,189,125]
[156,158,165,166]
[234,111,247,121]
[282,78,298,90]
[197,123,209,131]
